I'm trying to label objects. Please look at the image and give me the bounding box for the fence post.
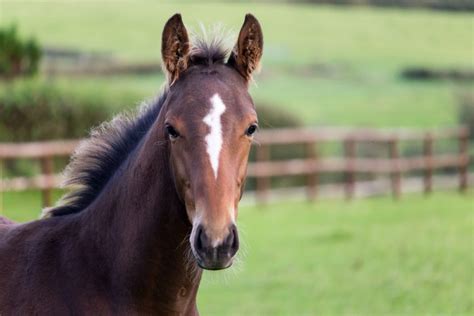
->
[344,138,356,200]
[0,159,3,216]
[423,133,433,195]
[388,138,401,199]
[40,156,54,207]
[255,144,270,204]
[459,128,469,193]
[305,141,318,201]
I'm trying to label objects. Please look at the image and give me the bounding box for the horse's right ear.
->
[161,14,190,85]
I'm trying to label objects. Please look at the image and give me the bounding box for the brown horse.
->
[0,13,263,315]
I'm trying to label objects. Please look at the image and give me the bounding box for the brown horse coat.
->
[0,13,263,315]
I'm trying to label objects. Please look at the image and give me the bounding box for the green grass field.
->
[1,190,473,315]
[2,1,473,127]
[3,1,472,67]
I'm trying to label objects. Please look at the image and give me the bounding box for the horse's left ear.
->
[161,13,190,84]
[228,14,264,82]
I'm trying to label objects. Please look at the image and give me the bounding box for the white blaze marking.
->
[203,93,226,179]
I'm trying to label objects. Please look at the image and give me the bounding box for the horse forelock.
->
[189,25,233,67]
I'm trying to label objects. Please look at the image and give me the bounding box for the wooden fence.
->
[0,140,79,207]
[0,127,470,207]
[250,126,470,202]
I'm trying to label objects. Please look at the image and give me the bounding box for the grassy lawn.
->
[1,190,473,315]
[1,1,473,127]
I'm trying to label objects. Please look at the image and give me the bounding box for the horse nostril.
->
[195,226,205,252]
[225,230,234,247]
[229,225,239,253]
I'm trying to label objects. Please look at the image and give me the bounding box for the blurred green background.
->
[1,0,473,315]
[2,0,473,129]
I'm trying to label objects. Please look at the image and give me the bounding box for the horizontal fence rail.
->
[0,127,470,207]
[250,126,470,202]
[0,140,81,207]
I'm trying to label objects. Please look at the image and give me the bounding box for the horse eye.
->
[166,124,180,139]
[246,124,258,136]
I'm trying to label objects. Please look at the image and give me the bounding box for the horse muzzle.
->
[191,224,239,270]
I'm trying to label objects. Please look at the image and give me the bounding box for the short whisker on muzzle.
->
[176,232,201,280]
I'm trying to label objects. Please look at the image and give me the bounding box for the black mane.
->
[46,93,167,217]
[45,35,230,217]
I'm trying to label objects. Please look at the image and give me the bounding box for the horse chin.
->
[196,259,233,271]
[195,256,234,271]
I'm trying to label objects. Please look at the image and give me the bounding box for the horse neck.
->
[76,123,202,308]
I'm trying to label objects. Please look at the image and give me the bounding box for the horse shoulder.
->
[0,217,85,312]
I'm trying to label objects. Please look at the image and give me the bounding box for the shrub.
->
[0,25,41,78]
[256,102,306,161]
[0,80,115,141]
[256,102,303,129]
[0,79,143,178]
[252,102,304,162]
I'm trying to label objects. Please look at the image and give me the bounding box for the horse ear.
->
[161,14,190,84]
[228,14,263,82]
